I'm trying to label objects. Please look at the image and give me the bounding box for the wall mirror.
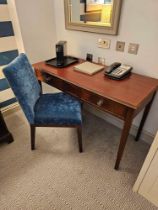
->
[64,0,122,35]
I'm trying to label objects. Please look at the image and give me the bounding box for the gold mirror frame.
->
[64,0,122,35]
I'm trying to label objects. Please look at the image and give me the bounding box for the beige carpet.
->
[0,109,157,210]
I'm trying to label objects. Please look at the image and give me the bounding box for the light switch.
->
[116,41,125,52]
[98,38,111,49]
[128,43,139,55]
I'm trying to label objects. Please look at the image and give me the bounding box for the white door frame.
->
[133,132,158,192]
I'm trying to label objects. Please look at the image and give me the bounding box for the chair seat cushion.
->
[34,93,82,125]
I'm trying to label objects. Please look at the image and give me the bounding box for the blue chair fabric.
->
[34,93,81,125]
[3,53,41,124]
[3,53,82,152]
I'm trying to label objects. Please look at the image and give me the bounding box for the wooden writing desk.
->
[33,60,158,170]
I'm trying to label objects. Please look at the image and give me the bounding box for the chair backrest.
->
[3,53,41,124]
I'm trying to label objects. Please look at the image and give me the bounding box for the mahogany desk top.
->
[34,60,158,110]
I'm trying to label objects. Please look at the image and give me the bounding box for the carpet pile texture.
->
[0,109,156,210]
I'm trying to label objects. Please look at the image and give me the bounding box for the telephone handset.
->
[104,62,132,80]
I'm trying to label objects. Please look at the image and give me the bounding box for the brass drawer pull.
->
[97,99,104,106]
[42,73,52,82]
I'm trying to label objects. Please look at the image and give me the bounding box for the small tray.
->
[45,56,79,68]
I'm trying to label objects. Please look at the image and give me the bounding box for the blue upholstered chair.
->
[3,53,83,152]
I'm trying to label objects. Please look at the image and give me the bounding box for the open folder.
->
[74,62,104,75]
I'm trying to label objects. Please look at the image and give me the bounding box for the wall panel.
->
[0,1,18,111]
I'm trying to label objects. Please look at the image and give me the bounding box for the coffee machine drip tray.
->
[45,56,79,68]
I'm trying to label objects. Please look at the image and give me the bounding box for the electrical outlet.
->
[128,43,139,55]
[116,41,125,52]
[86,53,93,62]
[98,38,111,49]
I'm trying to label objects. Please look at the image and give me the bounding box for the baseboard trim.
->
[84,104,154,145]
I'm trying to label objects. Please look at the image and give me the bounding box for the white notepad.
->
[74,62,104,75]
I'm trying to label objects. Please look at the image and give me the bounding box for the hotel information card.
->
[74,62,104,75]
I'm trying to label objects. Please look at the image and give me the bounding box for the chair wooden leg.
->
[77,126,83,153]
[30,125,36,150]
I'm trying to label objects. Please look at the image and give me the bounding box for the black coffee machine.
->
[56,41,67,66]
[45,40,78,68]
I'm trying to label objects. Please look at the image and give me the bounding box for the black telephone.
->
[104,62,133,80]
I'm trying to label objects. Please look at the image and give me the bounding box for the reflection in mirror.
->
[71,0,113,26]
[64,0,122,35]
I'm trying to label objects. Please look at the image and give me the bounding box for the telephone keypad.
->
[110,65,132,77]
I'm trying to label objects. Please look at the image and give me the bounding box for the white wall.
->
[9,0,57,63]
[7,0,25,54]
[53,0,158,136]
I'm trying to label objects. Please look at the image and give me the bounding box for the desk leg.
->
[115,109,134,170]
[135,92,156,142]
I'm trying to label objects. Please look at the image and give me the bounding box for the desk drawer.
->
[41,73,82,98]
[42,73,127,119]
[64,83,127,119]
[81,90,127,119]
